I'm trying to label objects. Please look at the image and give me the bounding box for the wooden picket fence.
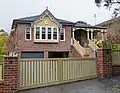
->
[20,58,97,90]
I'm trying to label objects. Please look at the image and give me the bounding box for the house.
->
[9,8,107,58]
[96,16,120,44]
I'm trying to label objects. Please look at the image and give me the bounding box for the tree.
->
[95,0,120,17]
[0,29,9,62]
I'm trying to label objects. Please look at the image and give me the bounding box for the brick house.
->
[9,8,107,58]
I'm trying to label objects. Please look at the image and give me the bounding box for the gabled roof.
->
[12,9,75,29]
[96,16,120,27]
[12,9,105,29]
[74,22,106,29]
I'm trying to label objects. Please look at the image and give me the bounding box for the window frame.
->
[35,27,41,39]
[47,27,52,40]
[34,26,59,41]
[60,28,65,41]
[25,27,31,40]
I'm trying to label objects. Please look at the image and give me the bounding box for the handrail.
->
[88,40,99,51]
[73,38,85,58]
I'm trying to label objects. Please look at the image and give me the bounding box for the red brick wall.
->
[17,24,71,51]
[14,24,72,57]
[0,56,19,93]
[97,48,112,78]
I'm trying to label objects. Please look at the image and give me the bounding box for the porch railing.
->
[20,58,97,90]
[88,40,99,51]
[73,39,85,57]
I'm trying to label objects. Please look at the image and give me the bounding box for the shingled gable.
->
[32,8,61,28]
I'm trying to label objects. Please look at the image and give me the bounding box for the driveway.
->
[17,75,120,93]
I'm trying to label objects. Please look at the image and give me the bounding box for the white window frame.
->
[35,27,40,39]
[25,27,31,40]
[60,28,65,41]
[47,27,52,40]
[34,26,59,41]
[41,27,46,40]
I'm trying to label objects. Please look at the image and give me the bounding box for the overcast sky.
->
[0,0,113,33]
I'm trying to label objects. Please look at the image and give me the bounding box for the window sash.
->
[36,27,40,39]
[53,28,57,40]
[60,28,65,41]
[48,28,52,39]
[25,27,31,40]
[42,27,46,39]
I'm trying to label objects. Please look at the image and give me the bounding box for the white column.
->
[104,29,107,41]
[91,29,93,41]
[87,29,89,40]
[101,30,104,41]
[72,31,75,39]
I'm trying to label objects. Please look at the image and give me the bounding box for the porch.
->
[72,27,107,47]
[71,23,107,58]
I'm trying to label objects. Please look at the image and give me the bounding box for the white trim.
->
[60,28,65,41]
[25,27,31,41]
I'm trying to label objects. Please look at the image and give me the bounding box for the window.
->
[25,27,31,40]
[42,27,46,39]
[21,52,44,58]
[53,28,57,40]
[60,28,65,41]
[48,28,52,39]
[34,27,58,41]
[36,27,40,39]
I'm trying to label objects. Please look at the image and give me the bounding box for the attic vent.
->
[51,17,54,20]
[40,17,43,20]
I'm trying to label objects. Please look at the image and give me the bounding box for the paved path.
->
[18,76,120,93]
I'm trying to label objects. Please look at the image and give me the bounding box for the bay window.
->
[35,26,58,41]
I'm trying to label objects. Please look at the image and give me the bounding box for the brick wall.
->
[16,24,72,53]
[69,46,82,58]
[97,48,112,78]
[0,56,19,93]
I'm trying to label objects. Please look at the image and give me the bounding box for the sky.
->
[0,0,113,33]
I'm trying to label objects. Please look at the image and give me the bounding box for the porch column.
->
[72,31,75,39]
[104,29,107,41]
[101,30,104,41]
[87,29,89,40]
[91,29,93,41]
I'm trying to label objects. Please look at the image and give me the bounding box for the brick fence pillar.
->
[97,48,112,78]
[3,55,19,93]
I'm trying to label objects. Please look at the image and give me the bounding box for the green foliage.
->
[102,41,120,50]
[0,29,8,63]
